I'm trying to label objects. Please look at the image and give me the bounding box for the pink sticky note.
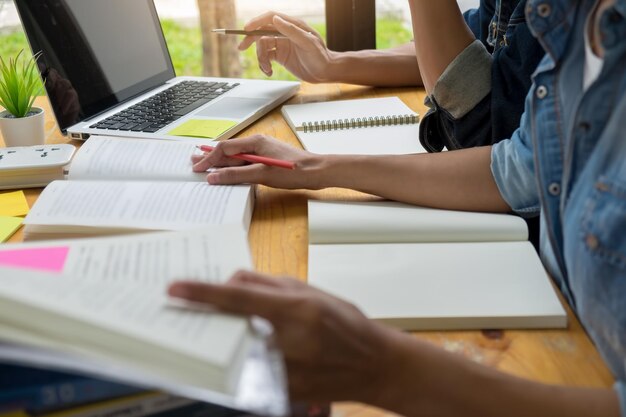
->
[0,247,70,273]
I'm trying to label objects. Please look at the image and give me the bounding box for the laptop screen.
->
[16,0,175,133]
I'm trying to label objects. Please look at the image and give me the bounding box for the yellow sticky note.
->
[0,190,30,217]
[0,216,23,242]
[168,119,238,139]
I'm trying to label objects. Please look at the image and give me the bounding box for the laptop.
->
[15,0,300,142]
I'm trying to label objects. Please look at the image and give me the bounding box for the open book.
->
[282,97,426,155]
[0,227,287,416]
[308,201,567,331]
[22,137,254,240]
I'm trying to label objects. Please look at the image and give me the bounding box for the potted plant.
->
[0,50,45,147]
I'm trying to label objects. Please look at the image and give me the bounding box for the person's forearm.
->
[326,43,422,87]
[368,329,620,417]
[314,146,509,212]
[408,0,475,93]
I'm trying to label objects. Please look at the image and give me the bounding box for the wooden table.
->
[2,84,615,416]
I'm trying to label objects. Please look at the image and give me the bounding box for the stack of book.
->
[0,367,207,417]
[0,363,253,417]
[0,373,244,417]
[0,364,144,416]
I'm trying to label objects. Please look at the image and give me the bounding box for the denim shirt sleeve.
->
[490,109,541,217]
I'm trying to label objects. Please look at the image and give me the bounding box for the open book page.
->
[0,226,251,285]
[309,200,529,244]
[0,268,250,395]
[24,181,254,235]
[68,136,207,182]
[308,241,566,331]
[282,97,425,155]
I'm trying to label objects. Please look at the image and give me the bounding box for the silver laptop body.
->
[16,0,299,142]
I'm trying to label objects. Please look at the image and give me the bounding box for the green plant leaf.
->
[0,49,42,117]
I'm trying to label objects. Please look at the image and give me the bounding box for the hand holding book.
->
[168,270,393,405]
[0,228,288,415]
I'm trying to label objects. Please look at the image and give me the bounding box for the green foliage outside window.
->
[0,16,412,95]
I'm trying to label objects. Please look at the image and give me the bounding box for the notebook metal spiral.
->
[296,114,419,133]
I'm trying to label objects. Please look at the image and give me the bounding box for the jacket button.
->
[579,121,591,133]
[595,182,610,192]
[536,85,548,99]
[538,3,552,17]
[548,182,561,196]
[586,234,600,251]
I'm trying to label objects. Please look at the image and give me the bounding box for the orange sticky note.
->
[0,190,30,217]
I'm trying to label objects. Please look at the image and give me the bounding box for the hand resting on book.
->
[192,133,509,213]
[192,135,325,190]
[168,271,620,417]
[168,270,391,404]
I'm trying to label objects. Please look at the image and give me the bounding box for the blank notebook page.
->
[282,97,426,155]
[308,241,567,330]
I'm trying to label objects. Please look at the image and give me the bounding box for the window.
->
[326,0,480,51]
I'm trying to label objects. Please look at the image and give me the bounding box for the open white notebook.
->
[282,97,426,155]
[0,227,287,415]
[308,201,567,331]
[22,137,254,240]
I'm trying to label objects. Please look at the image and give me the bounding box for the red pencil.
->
[198,145,296,170]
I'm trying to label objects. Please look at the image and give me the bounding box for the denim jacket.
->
[419,0,545,151]
[421,0,545,248]
[490,0,626,413]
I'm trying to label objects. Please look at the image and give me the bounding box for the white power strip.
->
[0,144,76,190]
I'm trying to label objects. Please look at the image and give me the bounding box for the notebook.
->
[281,97,426,155]
[22,137,254,240]
[0,227,287,415]
[307,200,567,331]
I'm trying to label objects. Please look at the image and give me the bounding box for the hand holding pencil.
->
[233,12,334,81]
[197,144,295,170]
[191,135,320,189]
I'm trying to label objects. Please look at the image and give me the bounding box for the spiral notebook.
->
[281,97,426,155]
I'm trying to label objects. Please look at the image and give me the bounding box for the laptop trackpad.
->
[195,97,269,119]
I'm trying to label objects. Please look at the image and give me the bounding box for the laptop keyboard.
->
[89,81,239,133]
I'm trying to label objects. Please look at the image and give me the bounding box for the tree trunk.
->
[197,0,241,78]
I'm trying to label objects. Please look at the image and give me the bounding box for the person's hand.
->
[168,271,394,403]
[191,135,325,189]
[238,12,336,82]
